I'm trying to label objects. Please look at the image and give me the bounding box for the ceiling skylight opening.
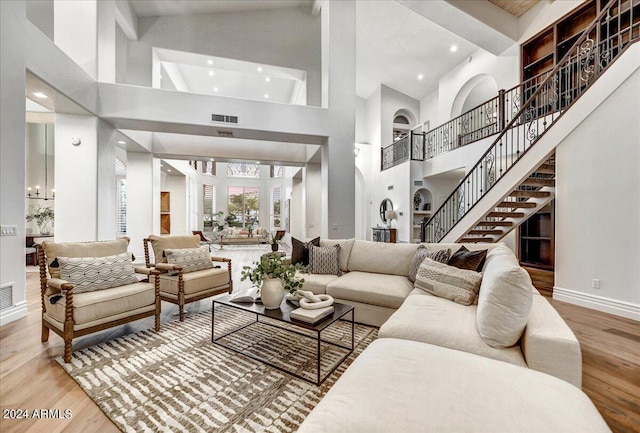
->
[417,74,424,80]
[33,92,48,99]
[450,45,458,52]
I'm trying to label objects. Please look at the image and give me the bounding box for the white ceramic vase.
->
[261,277,284,310]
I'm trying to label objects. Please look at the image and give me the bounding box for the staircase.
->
[422,0,639,244]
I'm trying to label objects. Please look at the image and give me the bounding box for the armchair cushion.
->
[147,235,200,263]
[165,247,213,274]
[42,238,130,278]
[152,268,230,296]
[45,282,155,326]
[58,252,138,293]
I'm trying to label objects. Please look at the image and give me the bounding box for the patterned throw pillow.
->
[165,247,213,274]
[58,252,138,294]
[448,246,488,272]
[408,245,452,282]
[291,236,320,266]
[414,258,482,305]
[309,244,342,276]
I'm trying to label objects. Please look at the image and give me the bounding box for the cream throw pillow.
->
[476,245,533,348]
[414,258,482,305]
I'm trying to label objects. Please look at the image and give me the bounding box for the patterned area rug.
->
[58,307,377,432]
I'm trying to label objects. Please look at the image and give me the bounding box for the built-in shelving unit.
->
[518,202,554,270]
[411,187,433,243]
[160,191,171,234]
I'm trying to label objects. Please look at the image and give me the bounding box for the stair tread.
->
[487,211,526,218]
[521,178,555,187]
[477,221,514,227]
[496,201,538,209]
[535,164,556,174]
[459,237,495,243]
[510,190,551,198]
[468,229,503,235]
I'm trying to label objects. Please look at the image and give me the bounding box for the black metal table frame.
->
[212,301,354,386]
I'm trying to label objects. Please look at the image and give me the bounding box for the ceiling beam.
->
[115,0,138,41]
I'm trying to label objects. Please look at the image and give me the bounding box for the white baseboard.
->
[553,287,640,321]
[0,301,28,326]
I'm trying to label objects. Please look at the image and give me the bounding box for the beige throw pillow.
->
[476,245,533,348]
[414,258,482,305]
[165,247,213,274]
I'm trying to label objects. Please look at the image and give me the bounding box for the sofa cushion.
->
[296,272,336,295]
[45,282,155,325]
[379,289,526,366]
[310,244,342,276]
[477,245,533,348]
[42,238,130,279]
[165,246,213,274]
[319,238,355,272]
[291,237,320,266]
[326,271,413,309]
[447,246,487,272]
[408,245,451,282]
[58,252,138,293]
[414,258,482,305]
[347,240,418,276]
[147,235,200,263]
[297,338,610,433]
[153,268,230,296]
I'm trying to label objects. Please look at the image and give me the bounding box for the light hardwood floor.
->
[1,249,638,433]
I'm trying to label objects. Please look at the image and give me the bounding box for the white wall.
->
[54,114,98,241]
[554,67,640,320]
[0,0,27,325]
[54,0,97,79]
[26,0,53,40]
[124,8,321,106]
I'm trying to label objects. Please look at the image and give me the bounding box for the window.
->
[227,186,259,228]
[115,158,127,235]
[202,184,216,231]
[272,186,281,228]
[227,163,260,178]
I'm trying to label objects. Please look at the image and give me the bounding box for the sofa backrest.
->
[147,234,200,263]
[41,237,130,279]
[348,240,419,276]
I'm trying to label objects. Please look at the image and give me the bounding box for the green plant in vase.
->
[241,253,308,309]
[26,205,55,235]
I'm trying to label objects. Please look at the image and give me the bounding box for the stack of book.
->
[290,306,334,323]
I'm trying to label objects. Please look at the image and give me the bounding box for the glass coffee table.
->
[212,295,354,385]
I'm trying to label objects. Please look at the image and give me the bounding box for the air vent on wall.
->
[211,114,239,124]
[414,180,423,187]
[0,283,13,311]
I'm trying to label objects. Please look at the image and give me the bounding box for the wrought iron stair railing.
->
[381,131,425,170]
[422,0,638,243]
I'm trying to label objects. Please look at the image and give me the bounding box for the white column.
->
[305,163,322,238]
[126,152,160,259]
[97,119,116,240]
[97,0,117,83]
[0,0,27,325]
[54,114,98,241]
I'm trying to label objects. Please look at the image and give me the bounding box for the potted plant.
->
[268,232,280,252]
[241,253,308,309]
[26,205,54,235]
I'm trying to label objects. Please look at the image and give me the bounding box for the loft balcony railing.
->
[381,131,425,170]
[422,0,638,243]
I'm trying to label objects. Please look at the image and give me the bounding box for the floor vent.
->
[211,114,239,124]
[0,284,13,311]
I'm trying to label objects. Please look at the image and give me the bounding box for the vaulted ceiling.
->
[488,0,541,18]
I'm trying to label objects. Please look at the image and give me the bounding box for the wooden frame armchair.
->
[144,235,232,321]
[39,238,161,363]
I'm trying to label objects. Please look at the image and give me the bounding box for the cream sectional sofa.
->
[296,239,610,432]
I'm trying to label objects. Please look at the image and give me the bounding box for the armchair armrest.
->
[47,278,74,292]
[154,263,182,272]
[211,257,231,262]
[134,266,153,275]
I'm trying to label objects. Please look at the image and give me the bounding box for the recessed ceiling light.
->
[33,92,48,99]
[209,158,215,161]
[213,87,219,92]
[167,169,172,172]
[207,59,213,65]
[265,77,271,82]
[417,74,424,80]
[160,164,164,167]
[256,161,260,164]
[257,67,263,73]
[450,45,458,52]
[264,94,269,99]
[209,70,214,77]
[117,140,126,144]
